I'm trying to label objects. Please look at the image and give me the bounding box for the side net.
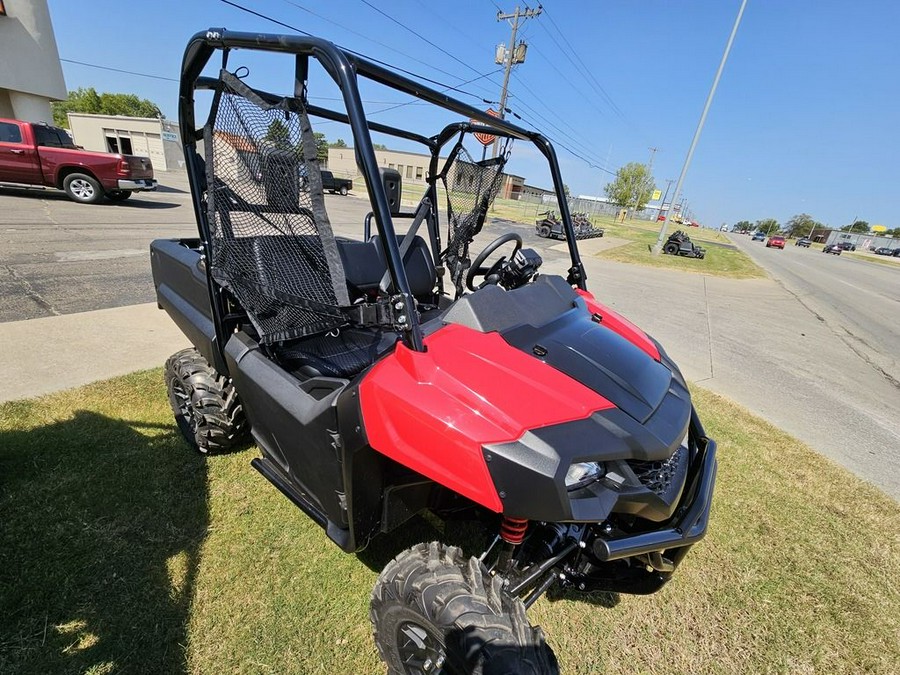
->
[204,70,350,344]
[440,144,507,296]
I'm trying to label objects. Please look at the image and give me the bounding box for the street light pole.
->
[653,0,749,254]
[655,178,674,222]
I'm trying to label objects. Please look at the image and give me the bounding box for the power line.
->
[60,58,179,82]
[219,0,494,102]
[281,0,494,94]
[539,2,627,120]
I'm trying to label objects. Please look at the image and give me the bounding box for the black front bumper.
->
[594,436,717,561]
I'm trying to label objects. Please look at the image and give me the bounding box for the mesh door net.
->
[204,70,350,344]
[440,144,507,296]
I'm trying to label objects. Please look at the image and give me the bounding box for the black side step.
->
[251,457,328,528]
[251,457,354,551]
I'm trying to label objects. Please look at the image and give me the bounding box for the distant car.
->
[766,235,785,249]
[823,243,842,255]
[837,241,856,251]
[720,225,728,231]
[751,231,766,241]
[795,237,812,247]
[873,247,894,255]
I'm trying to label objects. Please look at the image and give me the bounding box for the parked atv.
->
[152,28,717,674]
[536,210,604,240]
[663,230,706,259]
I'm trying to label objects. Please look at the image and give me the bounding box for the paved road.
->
[731,235,900,386]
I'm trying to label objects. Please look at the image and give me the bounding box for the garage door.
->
[145,133,166,170]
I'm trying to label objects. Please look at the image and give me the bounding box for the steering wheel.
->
[466,232,523,291]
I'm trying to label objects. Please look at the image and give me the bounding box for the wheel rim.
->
[70,179,95,200]
[397,621,446,674]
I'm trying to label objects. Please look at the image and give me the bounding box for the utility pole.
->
[632,146,659,219]
[655,178,674,222]
[493,5,542,157]
[653,0,748,253]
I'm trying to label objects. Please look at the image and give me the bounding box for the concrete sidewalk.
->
[0,303,188,403]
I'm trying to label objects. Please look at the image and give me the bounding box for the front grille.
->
[627,446,686,496]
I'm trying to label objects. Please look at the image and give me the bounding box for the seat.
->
[336,235,436,301]
[275,327,399,378]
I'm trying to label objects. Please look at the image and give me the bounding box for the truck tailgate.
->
[123,155,154,179]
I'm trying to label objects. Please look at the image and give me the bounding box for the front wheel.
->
[371,542,558,675]
[339,185,349,196]
[537,225,551,238]
[664,242,680,255]
[63,173,103,204]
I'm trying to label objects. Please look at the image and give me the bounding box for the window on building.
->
[388,163,395,169]
[106,136,119,153]
[397,164,403,174]
[0,121,22,144]
[406,165,413,179]
[416,166,423,180]
[119,137,134,154]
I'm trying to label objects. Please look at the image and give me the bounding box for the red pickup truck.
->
[0,118,157,204]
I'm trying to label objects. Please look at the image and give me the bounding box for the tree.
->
[564,184,571,200]
[373,143,388,151]
[756,218,779,235]
[315,132,328,163]
[328,138,348,148]
[264,119,291,148]
[733,220,753,233]
[52,87,162,128]
[784,213,824,238]
[604,162,655,216]
[840,220,869,233]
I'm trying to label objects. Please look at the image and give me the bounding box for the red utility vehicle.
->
[766,235,785,249]
[0,118,157,203]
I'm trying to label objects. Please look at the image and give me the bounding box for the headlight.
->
[565,462,604,490]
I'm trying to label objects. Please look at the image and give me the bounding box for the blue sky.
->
[49,0,899,230]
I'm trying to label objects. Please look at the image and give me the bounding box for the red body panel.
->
[576,289,661,362]
[359,324,615,511]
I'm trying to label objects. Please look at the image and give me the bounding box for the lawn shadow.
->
[0,410,208,674]
[545,586,620,608]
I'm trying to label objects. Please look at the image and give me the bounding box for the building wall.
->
[327,147,436,184]
[0,0,66,122]
[66,113,183,171]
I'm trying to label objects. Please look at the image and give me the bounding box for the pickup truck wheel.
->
[371,542,558,675]
[63,173,103,204]
[106,190,132,202]
[164,348,247,454]
[339,185,349,196]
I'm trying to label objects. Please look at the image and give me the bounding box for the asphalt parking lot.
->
[1,178,897,499]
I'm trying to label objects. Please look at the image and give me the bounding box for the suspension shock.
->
[495,516,529,574]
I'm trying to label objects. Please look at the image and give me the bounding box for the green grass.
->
[2,372,898,673]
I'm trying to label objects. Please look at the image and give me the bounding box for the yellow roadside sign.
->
[651,189,662,201]
[871,225,886,232]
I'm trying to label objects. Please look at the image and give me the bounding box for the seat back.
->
[336,235,436,300]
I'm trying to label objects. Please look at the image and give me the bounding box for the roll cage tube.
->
[178,29,588,358]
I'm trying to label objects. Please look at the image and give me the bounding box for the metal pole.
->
[655,178,674,222]
[653,0,748,253]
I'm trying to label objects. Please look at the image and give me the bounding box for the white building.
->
[67,113,185,171]
[0,0,67,122]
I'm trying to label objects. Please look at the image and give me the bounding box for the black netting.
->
[205,70,349,344]
[440,144,506,295]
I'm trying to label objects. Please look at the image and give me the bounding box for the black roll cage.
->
[179,28,586,361]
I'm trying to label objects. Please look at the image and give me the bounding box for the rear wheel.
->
[106,190,132,202]
[537,225,551,238]
[339,185,349,196]
[664,242,680,255]
[371,542,558,675]
[164,348,248,454]
[63,173,103,204]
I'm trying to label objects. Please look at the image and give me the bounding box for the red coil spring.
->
[499,516,529,545]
